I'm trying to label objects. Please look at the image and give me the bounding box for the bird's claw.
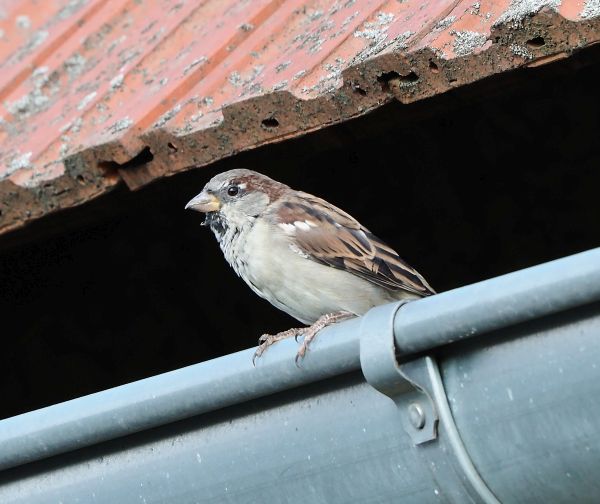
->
[294,331,316,366]
[252,335,273,366]
[253,328,302,366]
[252,344,264,367]
[294,341,308,367]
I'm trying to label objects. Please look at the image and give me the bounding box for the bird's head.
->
[185,169,288,232]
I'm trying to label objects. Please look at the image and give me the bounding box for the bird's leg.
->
[253,328,303,365]
[295,311,355,364]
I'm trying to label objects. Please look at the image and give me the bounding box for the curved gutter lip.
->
[0,316,363,472]
[0,247,599,472]
[393,247,600,355]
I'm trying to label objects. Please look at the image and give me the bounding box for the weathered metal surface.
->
[1,0,599,235]
[0,247,599,504]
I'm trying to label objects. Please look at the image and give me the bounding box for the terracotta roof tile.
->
[0,0,599,235]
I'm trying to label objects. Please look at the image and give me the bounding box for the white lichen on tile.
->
[495,0,561,27]
[341,12,359,29]
[10,152,32,169]
[107,35,127,54]
[59,143,70,158]
[57,0,88,20]
[376,12,395,25]
[64,53,87,80]
[581,0,600,18]
[293,70,307,81]
[77,91,97,111]
[301,57,347,94]
[434,16,456,31]
[510,43,534,59]
[275,61,292,73]
[154,104,182,128]
[5,92,48,117]
[110,74,125,90]
[2,152,33,180]
[70,117,83,133]
[16,15,31,29]
[228,71,243,87]
[452,30,487,57]
[354,11,396,40]
[107,117,133,134]
[8,29,49,66]
[353,12,410,65]
[228,65,266,97]
[183,56,208,76]
[272,81,288,91]
[5,67,55,118]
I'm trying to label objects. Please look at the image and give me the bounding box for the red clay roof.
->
[1,0,599,236]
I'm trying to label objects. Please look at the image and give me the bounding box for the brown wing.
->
[273,192,435,296]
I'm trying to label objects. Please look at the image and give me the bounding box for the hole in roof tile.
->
[168,142,178,152]
[98,146,154,172]
[429,61,439,73]
[377,71,400,91]
[261,117,279,128]
[353,85,367,96]
[76,175,85,185]
[377,71,419,91]
[399,72,419,83]
[526,37,546,49]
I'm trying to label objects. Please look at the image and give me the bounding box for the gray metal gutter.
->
[392,248,600,355]
[1,247,600,503]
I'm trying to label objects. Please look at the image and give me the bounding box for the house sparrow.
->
[186,169,434,363]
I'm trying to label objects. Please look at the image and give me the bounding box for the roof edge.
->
[1,7,599,237]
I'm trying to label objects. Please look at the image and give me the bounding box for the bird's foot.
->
[252,311,355,366]
[252,328,303,366]
[294,311,355,365]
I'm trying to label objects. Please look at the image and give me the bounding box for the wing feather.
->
[273,193,435,296]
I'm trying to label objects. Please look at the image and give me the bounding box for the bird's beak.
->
[185,191,221,213]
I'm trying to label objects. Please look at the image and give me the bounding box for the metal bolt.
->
[408,402,426,430]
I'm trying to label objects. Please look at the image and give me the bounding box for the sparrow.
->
[185,169,434,363]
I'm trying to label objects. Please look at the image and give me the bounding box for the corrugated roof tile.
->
[0,0,599,235]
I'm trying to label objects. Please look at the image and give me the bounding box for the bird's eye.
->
[227,185,239,197]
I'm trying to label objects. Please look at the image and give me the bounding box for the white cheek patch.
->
[278,223,296,234]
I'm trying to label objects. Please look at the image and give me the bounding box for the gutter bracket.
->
[360,301,502,503]
[359,301,439,445]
